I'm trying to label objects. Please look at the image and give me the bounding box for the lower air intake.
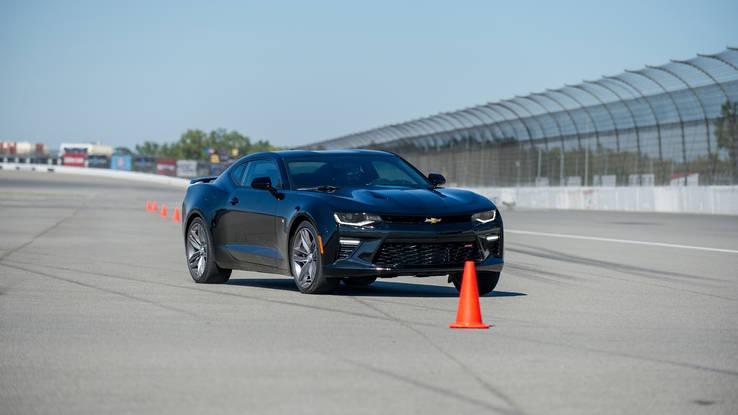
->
[373,241,482,268]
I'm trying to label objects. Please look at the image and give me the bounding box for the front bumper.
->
[321,221,504,279]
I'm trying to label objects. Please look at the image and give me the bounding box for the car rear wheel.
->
[343,277,377,288]
[186,217,231,283]
[290,221,339,294]
[451,271,499,296]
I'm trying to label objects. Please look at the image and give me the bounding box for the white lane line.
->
[506,229,738,255]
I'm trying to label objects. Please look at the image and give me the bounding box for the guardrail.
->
[0,162,189,188]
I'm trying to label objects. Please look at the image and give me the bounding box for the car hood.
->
[321,187,494,215]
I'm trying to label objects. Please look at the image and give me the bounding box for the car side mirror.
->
[251,176,284,200]
[428,173,446,187]
[251,176,272,190]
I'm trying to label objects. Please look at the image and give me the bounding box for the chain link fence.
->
[389,118,737,187]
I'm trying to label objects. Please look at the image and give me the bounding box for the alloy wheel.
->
[187,222,208,278]
[292,227,317,288]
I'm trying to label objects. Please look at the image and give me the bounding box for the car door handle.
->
[230,197,239,206]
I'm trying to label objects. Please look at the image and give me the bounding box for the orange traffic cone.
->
[145,200,151,211]
[150,201,158,212]
[450,261,490,329]
[172,207,181,223]
[160,204,168,218]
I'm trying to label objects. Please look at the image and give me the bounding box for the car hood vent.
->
[368,191,387,199]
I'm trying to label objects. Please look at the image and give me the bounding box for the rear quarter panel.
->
[182,179,230,235]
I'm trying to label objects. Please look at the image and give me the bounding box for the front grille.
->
[373,241,482,268]
[381,215,471,224]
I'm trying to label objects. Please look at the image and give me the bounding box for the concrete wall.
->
[0,162,189,188]
[473,186,738,215]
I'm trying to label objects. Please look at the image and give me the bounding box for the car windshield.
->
[286,155,430,189]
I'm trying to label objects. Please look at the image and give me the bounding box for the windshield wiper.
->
[297,185,338,192]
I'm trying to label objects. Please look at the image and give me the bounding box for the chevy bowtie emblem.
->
[424,217,442,224]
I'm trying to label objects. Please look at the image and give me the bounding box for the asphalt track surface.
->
[1,170,737,415]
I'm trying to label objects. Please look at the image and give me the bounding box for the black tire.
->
[185,217,231,284]
[343,276,377,288]
[451,271,500,296]
[290,221,339,294]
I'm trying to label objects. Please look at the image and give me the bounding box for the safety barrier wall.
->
[0,162,189,188]
[472,185,738,215]
[4,162,737,215]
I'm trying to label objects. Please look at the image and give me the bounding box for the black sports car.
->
[182,150,503,294]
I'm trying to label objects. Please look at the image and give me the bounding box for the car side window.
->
[241,159,282,188]
[230,162,248,186]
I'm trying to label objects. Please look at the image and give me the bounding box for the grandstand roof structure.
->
[307,48,738,156]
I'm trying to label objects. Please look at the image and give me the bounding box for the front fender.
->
[277,192,339,271]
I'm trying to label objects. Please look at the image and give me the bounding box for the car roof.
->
[247,149,394,159]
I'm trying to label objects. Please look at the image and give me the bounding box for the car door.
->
[219,159,283,267]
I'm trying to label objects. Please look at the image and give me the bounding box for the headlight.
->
[472,209,497,224]
[333,212,382,227]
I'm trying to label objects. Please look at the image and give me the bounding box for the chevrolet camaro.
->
[182,150,504,294]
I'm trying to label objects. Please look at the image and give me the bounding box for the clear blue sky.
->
[1,0,737,150]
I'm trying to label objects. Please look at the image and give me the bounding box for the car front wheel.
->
[451,271,499,296]
[290,221,339,294]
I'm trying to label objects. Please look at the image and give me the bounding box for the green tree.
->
[207,128,253,157]
[160,142,178,158]
[133,128,279,160]
[135,141,161,157]
[176,129,208,159]
[715,100,738,183]
[254,139,276,152]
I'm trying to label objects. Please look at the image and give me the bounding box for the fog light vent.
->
[337,238,361,260]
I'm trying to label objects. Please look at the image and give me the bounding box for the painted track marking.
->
[507,229,738,255]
